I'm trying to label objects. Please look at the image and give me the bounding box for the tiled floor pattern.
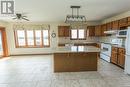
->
[0,55,130,87]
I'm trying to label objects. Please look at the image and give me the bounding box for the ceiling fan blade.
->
[22,16,27,17]
[12,17,17,20]
[22,17,29,21]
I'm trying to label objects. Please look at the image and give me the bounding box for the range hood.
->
[104,30,118,34]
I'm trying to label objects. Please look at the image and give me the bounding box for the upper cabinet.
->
[119,18,128,28]
[106,22,112,30]
[95,25,101,36]
[101,24,107,36]
[112,20,119,30]
[128,17,130,26]
[87,26,95,37]
[58,26,70,37]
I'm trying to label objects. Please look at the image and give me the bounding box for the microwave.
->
[116,29,127,37]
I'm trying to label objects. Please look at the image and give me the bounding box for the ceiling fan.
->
[12,13,29,21]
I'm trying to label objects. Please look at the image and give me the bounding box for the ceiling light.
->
[65,6,86,24]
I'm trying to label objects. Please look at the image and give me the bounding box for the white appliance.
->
[104,30,118,34]
[125,28,130,74]
[116,29,127,37]
[100,43,112,62]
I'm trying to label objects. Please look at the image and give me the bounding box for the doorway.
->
[0,27,9,57]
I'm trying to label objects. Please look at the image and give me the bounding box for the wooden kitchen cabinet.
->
[118,48,125,68]
[95,25,101,36]
[87,26,95,37]
[111,47,118,64]
[58,26,70,37]
[106,22,112,30]
[111,47,125,68]
[112,20,119,30]
[101,24,107,36]
[119,18,128,28]
[128,17,130,26]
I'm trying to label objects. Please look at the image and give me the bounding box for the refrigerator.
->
[125,28,130,74]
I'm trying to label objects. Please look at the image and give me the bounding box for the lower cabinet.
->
[111,47,125,68]
[111,51,118,64]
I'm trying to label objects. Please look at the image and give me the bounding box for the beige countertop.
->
[53,46,101,53]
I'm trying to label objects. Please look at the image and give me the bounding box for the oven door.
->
[101,43,111,57]
[100,53,110,62]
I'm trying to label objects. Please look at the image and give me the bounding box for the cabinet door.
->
[112,20,119,30]
[119,18,128,28]
[64,26,70,37]
[111,47,118,64]
[58,26,65,37]
[87,26,95,36]
[111,52,118,64]
[118,54,125,68]
[95,25,101,36]
[106,22,112,30]
[101,24,107,36]
[128,17,130,26]
[118,48,125,68]
[58,26,70,37]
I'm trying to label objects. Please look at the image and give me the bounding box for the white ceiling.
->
[0,0,130,22]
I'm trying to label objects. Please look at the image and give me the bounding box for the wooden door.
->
[0,27,9,57]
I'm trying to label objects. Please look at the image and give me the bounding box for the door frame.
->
[0,27,9,57]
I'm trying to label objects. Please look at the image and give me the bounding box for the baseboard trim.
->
[10,53,53,56]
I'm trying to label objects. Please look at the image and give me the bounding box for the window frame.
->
[70,29,86,40]
[14,29,50,48]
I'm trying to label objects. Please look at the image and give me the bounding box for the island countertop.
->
[53,46,101,53]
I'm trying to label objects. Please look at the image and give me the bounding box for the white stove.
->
[100,43,112,62]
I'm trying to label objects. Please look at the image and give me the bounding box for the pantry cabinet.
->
[58,26,70,37]
[87,26,95,37]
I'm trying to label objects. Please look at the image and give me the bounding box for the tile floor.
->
[0,55,130,87]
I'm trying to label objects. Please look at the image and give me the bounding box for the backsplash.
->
[99,35,126,46]
[58,37,99,44]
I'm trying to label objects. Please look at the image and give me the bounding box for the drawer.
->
[112,47,118,52]
[118,48,125,54]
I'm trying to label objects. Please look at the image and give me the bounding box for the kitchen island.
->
[53,46,100,72]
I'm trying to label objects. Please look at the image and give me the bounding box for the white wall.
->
[6,22,59,55]
[102,11,130,23]
[0,21,100,55]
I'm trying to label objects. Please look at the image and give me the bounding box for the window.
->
[43,30,49,46]
[71,29,86,40]
[14,29,50,48]
[27,30,34,46]
[35,30,42,46]
[16,30,26,46]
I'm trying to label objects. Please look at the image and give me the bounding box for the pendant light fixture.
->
[65,6,87,24]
